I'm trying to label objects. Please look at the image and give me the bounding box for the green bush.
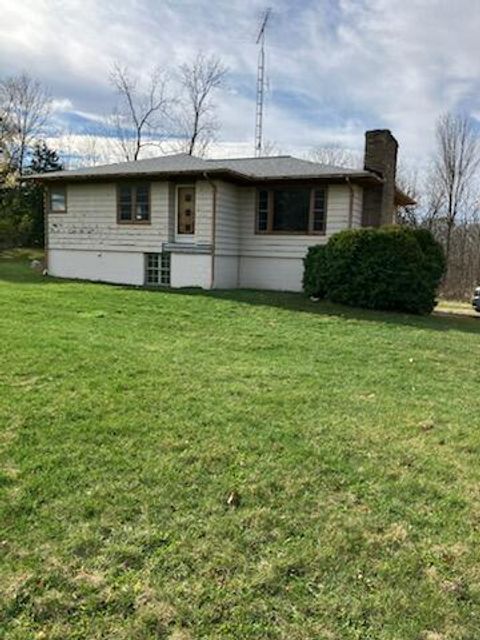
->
[303,245,328,298]
[303,226,445,314]
[0,188,35,248]
[410,227,446,291]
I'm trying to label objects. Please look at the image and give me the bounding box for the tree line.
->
[1,61,480,299]
[0,53,227,247]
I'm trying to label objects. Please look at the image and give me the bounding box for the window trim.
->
[255,185,328,236]
[116,182,151,225]
[48,185,67,214]
[176,184,196,236]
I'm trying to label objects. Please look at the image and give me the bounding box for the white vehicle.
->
[472,286,480,313]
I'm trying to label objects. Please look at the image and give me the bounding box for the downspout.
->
[43,182,49,273]
[203,171,217,289]
[345,176,354,228]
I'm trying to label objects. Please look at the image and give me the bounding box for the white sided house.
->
[32,130,413,292]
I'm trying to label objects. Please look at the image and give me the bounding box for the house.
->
[30,129,413,292]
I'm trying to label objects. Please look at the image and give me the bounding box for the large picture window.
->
[256,187,327,234]
[49,186,67,213]
[117,183,150,224]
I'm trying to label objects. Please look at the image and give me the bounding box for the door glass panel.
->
[177,187,196,235]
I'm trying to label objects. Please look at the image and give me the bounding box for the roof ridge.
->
[294,156,363,172]
[63,152,205,171]
[207,155,292,162]
[131,152,204,161]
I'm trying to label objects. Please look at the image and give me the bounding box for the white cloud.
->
[51,98,73,112]
[1,0,480,166]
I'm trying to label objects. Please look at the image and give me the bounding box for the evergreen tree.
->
[28,141,63,175]
[0,140,63,248]
[24,141,63,246]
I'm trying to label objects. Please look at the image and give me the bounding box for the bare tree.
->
[175,52,227,156]
[0,114,14,169]
[396,162,420,226]
[0,113,13,150]
[433,112,479,262]
[80,134,104,167]
[110,63,171,161]
[308,145,362,169]
[422,163,445,231]
[56,130,115,169]
[0,73,52,173]
[261,140,283,157]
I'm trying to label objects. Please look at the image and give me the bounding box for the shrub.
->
[303,226,445,315]
[0,197,34,249]
[410,227,446,291]
[303,245,328,297]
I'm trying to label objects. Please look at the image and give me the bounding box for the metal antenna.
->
[254,8,271,157]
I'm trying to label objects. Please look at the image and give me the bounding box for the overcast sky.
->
[1,0,480,164]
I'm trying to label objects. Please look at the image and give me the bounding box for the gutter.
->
[24,167,238,183]
[202,171,217,289]
[24,168,384,185]
[346,176,354,228]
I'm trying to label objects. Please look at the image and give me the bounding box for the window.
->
[312,188,326,232]
[49,186,67,213]
[145,253,170,286]
[117,184,150,223]
[256,187,327,234]
[257,190,269,232]
[273,189,310,232]
[177,186,196,234]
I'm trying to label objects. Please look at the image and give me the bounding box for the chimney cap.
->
[365,129,398,146]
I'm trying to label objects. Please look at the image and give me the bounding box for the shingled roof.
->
[28,152,381,183]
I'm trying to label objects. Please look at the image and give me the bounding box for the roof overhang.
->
[395,188,416,207]
[24,168,383,187]
[24,167,236,183]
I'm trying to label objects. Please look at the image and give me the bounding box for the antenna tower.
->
[254,8,271,157]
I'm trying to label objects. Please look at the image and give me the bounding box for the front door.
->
[177,186,196,240]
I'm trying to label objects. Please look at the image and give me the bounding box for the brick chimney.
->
[362,129,398,227]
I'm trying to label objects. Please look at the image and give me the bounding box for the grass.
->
[1,253,480,639]
[436,298,477,318]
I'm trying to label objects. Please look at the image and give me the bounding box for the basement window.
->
[256,187,327,234]
[145,252,170,286]
[117,183,150,223]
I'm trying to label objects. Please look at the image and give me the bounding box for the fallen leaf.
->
[420,419,435,431]
[226,490,240,508]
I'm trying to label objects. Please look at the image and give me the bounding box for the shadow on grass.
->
[1,256,479,335]
[156,286,480,336]
[0,260,51,285]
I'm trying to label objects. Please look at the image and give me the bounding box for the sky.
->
[1,0,480,166]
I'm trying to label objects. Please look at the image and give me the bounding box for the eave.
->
[24,168,383,188]
[395,188,416,207]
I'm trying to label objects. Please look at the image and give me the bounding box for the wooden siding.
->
[48,179,362,262]
[214,180,240,256]
[47,179,215,253]
[193,180,214,245]
[352,185,363,228]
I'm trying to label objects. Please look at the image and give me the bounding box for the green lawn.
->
[1,256,480,640]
